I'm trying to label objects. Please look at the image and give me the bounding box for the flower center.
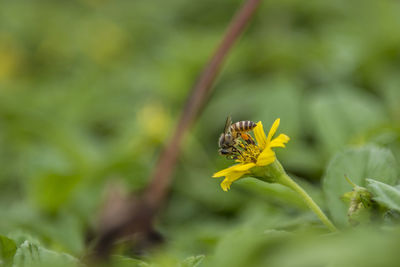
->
[236,142,261,163]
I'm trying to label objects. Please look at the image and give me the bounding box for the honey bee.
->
[218,116,257,157]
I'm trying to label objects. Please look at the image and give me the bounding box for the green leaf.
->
[12,241,79,267]
[309,88,386,156]
[180,255,205,267]
[211,224,269,267]
[366,179,400,212]
[110,255,150,267]
[29,172,82,213]
[323,145,398,226]
[0,235,17,266]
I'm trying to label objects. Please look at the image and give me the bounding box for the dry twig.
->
[90,0,261,259]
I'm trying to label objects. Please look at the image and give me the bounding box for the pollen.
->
[236,140,261,164]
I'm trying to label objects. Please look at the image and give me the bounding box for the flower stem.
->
[277,173,338,232]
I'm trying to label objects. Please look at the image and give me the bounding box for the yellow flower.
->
[213,118,290,191]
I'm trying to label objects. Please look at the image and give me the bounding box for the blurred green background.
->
[1,0,400,266]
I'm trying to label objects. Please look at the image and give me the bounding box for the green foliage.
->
[0,0,400,266]
[308,88,386,156]
[367,179,400,212]
[111,255,150,267]
[323,145,398,226]
[180,255,205,267]
[341,178,375,225]
[0,235,17,266]
[29,172,82,213]
[12,240,78,267]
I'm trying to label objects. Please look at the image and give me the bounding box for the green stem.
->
[277,173,338,232]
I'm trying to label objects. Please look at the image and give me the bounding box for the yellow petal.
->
[212,164,244,178]
[269,134,290,148]
[221,179,231,191]
[253,121,267,149]
[256,148,276,166]
[212,163,255,178]
[220,172,247,191]
[266,118,280,145]
[233,163,256,171]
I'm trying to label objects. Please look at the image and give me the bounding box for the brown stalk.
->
[91,0,261,258]
[146,0,261,208]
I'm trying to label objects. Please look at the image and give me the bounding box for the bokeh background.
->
[1,0,400,266]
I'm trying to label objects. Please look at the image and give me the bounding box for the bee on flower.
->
[212,116,337,232]
[213,117,290,191]
[218,116,257,159]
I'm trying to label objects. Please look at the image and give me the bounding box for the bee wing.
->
[224,115,232,133]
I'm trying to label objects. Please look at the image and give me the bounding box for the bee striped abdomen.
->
[231,120,256,132]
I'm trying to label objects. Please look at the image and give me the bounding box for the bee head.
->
[218,147,235,155]
[218,132,234,148]
[218,148,229,155]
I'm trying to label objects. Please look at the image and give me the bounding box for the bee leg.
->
[227,155,238,160]
[233,146,243,157]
